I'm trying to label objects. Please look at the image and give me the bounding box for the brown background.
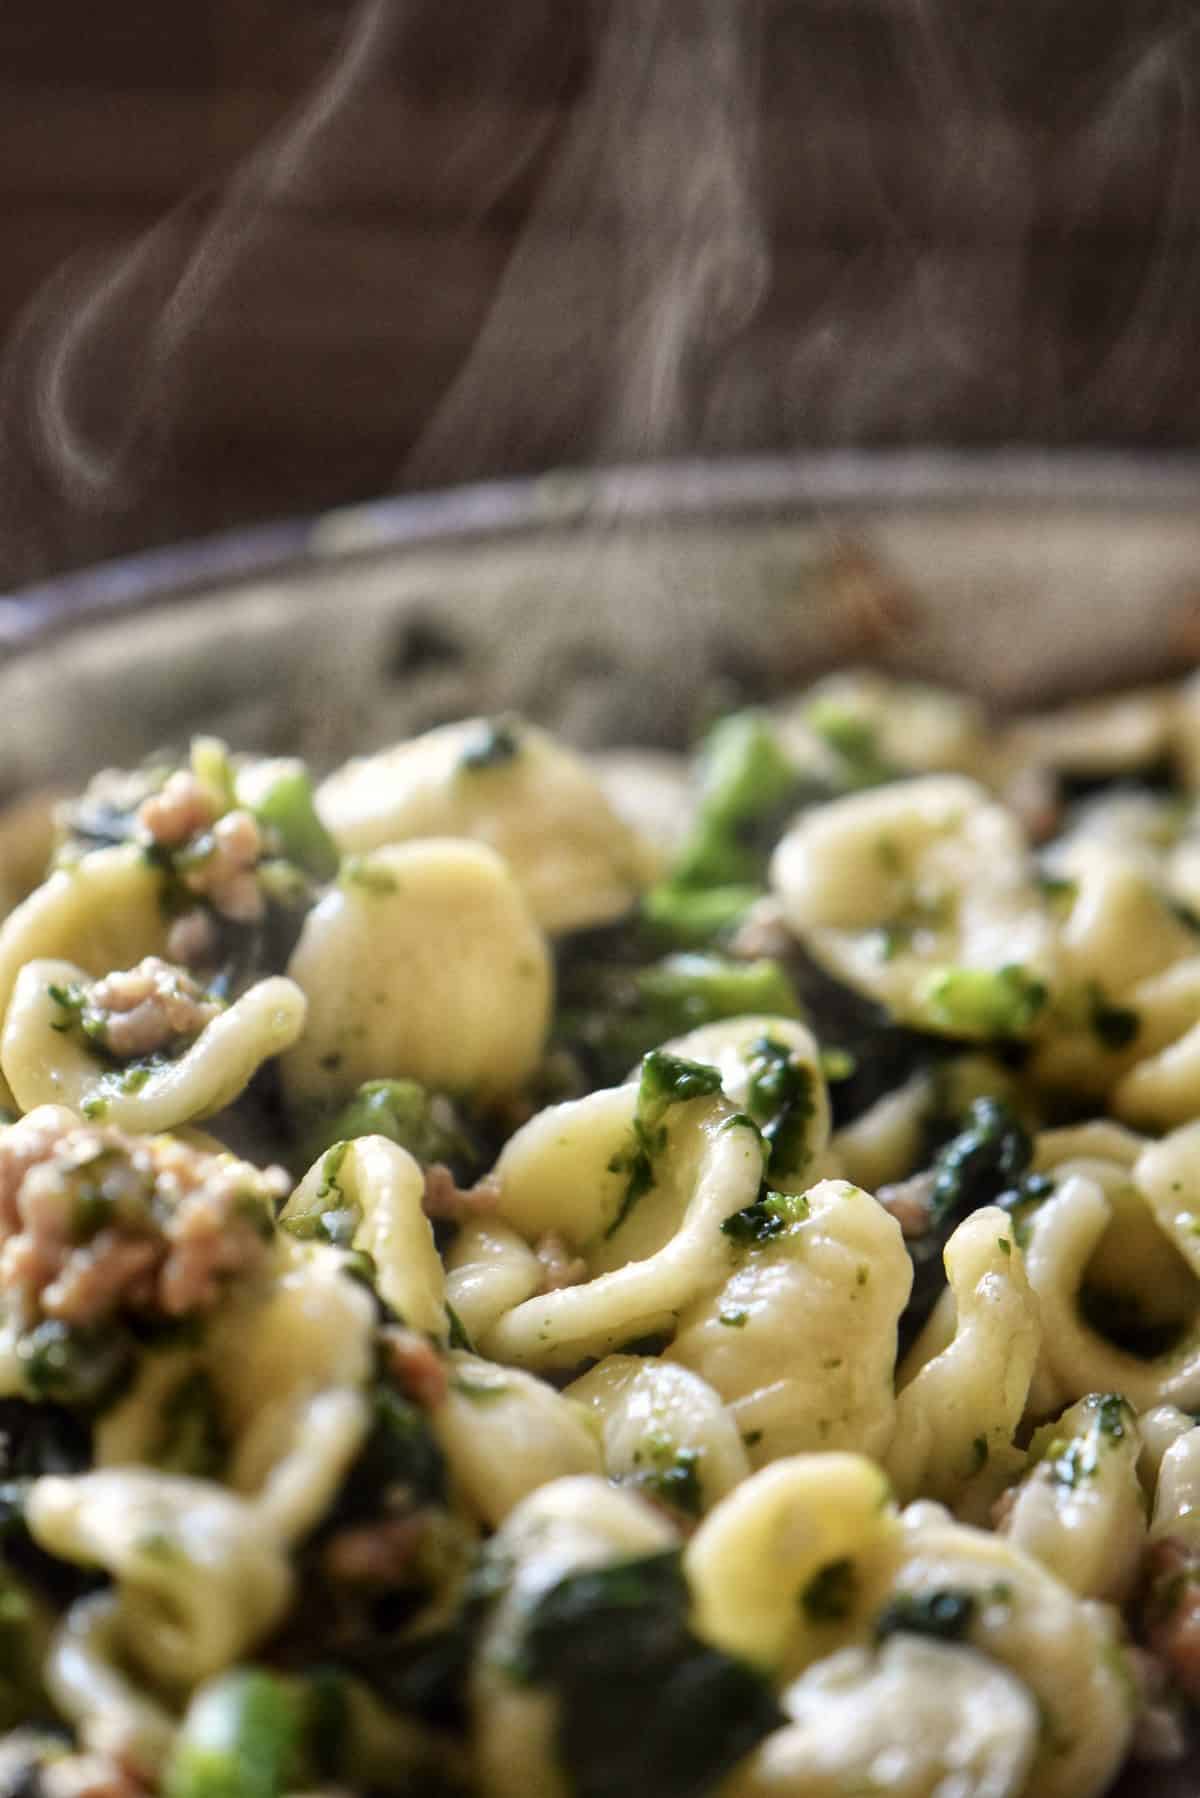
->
[1,0,1199,590]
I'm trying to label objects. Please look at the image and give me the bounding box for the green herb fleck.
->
[446,1303,474,1353]
[920,964,1048,1040]
[721,1189,809,1246]
[341,856,398,897]
[606,1052,723,1239]
[459,718,522,771]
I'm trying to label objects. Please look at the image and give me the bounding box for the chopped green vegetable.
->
[929,1098,1033,1227]
[190,737,238,816]
[557,952,800,1087]
[0,1566,47,1730]
[721,1188,808,1246]
[897,1098,1034,1355]
[445,1303,474,1353]
[800,1557,858,1623]
[341,857,398,897]
[459,718,522,771]
[641,880,764,946]
[243,760,339,881]
[804,700,896,789]
[152,1371,227,1479]
[16,1321,131,1411]
[510,1551,781,1798]
[745,1035,815,1175]
[166,1668,303,1798]
[634,1440,703,1517]
[303,1079,475,1175]
[670,711,797,892]
[606,1052,724,1239]
[335,1386,447,1518]
[919,964,1048,1039]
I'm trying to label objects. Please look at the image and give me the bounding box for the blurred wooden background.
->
[1,0,1199,588]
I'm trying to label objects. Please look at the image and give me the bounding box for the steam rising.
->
[410,0,767,479]
[0,0,1197,585]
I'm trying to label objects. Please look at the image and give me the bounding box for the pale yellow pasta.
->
[770,776,1057,1037]
[42,1592,176,1779]
[0,847,170,1104]
[890,1210,1039,1516]
[1003,687,1178,783]
[1150,1423,1200,1546]
[653,1016,831,1188]
[434,1352,602,1528]
[1030,1123,1196,1343]
[282,839,552,1108]
[471,1477,677,1798]
[1137,1403,1196,1491]
[207,1241,375,1534]
[773,671,991,781]
[890,1503,1134,1798]
[1023,1170,1200,1412]
[830,1072,933,1191]
[478,1088,764,1371]
[0,790,63,922]
[999,1396,1145,1602]
[723,1637,1038,1798]
[565,1355,750,1513]
[316,718,658,933]
[684,1454,900,1675]
[283,1135,447,1338]
[590,749,693,861]
[668,1179,910,1467]
[1029,848,1200,1112]
[1,957,306,1131]
[443,1219,544,1346]
[27,1469,293,1688]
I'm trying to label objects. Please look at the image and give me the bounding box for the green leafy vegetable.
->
[459,718,522,771]
[556,953,799,1088]
[721,1188,808,1246]
[244,760,339,881]
[302,1079,476,1176]
[745,1036,814,1175]
[606,1052,723,1239]
[641,881,764,946]
[151,1371,227,1479]
[919,964,1048,1040]
[510,1551,781,1798]
[166,1668,303,1798]
[804,700,896,789]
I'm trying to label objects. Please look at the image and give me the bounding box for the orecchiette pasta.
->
[2,957,306,1131]
[668,1178,910,1466]
[315,718,659,933]
[724,1637,1039,1798]
[282,839,553,1109]
[27,1469,293,1686]
[889,1209,1039,1515]
[564,1354,750,1513]
[770,776,1058,1038]
[3,676,1200,1798]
